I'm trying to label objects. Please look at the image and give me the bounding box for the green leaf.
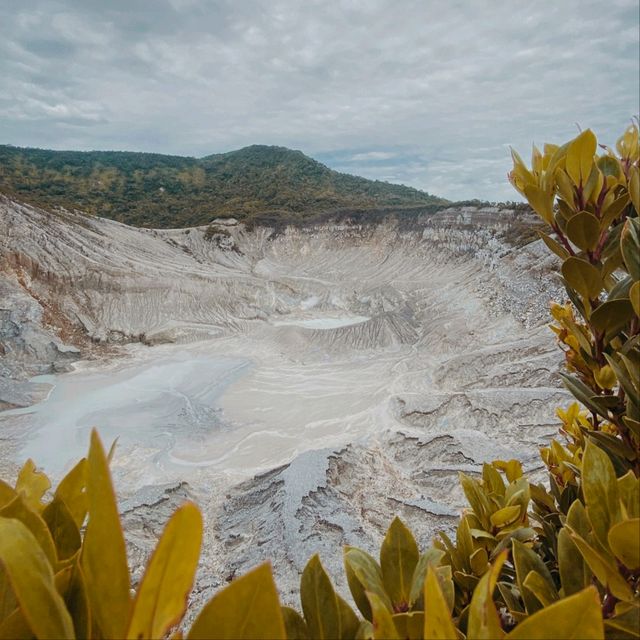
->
[565,211,601,251]
[618,471,640,518]
[380,517,419,611]
[600,194,630,229]
[0,481,17,510]
[565,129,597,187]
[522,571,559,607]
[559,373,608,419]
[567,529,633,602]
[282,606,308,640]
[512,539,555,614]
[630,281,640,317]
[608,519,640,569]
[127,502,203,639]
[423,568,457,640]
[344,547,392,620]
[621,218,640,280]
[81,429,131,639]
[337,595,360,640]
[557,528,590,596]
[505,586,603,639]
[188,563,285,639]
[367,592,400,640]
[281,606,309,640]
[409,548,445,607]
[582,440,621,551]
[55,459,87,529]
[561,256,603,300]
[0,517,74,639]
[459,474,492,531]
[300,554,341,640]
[590,299,634,337]
[392,612,424,640]
[537,231,570,260]
[42,496,82,562]
[467,550,507,640]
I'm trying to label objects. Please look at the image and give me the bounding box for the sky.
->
[1,0,638,202]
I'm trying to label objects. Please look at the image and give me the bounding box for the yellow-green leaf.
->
[367,592,400,640]
[490,506,521,528]
[300,554,341,640]
[557,528,590,597]
[506,587,603,639]
[0,517,74,639]
[42,496,82,561]
[188,563,285,640]
[523,184,554,224]
[630,281,640,317]
[590,298,635,337]
[281,606,309,640]
[522,570,559,607]
[55,459,87,529]
[608,519,640,569]
[81,429,131,639]
[127,502,203,639]
[337,594,360,640]
[566,129,597,187]
[344,547,391,620]
[467,550,507,640]
[621,217,640,280]
[561,256,603,300]
[567,529,633,602]
[380,517,419,611]
[409,548,445,607]
[512,539,555,614]
[582,440,621,551]
[423,567,457,640]
[565,211,601,251]
[392,612,424,640]
[15,459,50,512]
[0,494,58,568]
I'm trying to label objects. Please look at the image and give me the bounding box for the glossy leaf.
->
[621,218,640,280]
[380,517,419,611]
[344,547,391,620]
[281,606,309,640]
[127,502,203,639]
[81,429,131,639]
[565,129,597,187]
[467,550,507,640]
[423,568,457,640]
[0,517,74,639]
[42,496,82,561]
[565,211,601,251]
[608,519,640,569]
[367,592,400,640]
[188,563,286,640]
[300,554,341,640]
[582,441,621,550]
[561,257,603,300]
[55,459,87,529]
[505,587,603,639]
[512,539,555,614]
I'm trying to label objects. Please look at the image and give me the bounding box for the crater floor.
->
[0,196,566,603]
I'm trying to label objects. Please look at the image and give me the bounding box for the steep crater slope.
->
[0,195,565,600]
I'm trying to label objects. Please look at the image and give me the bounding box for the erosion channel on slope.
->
[0,195,566,606]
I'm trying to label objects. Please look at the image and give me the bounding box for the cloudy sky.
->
[1,0,638,201]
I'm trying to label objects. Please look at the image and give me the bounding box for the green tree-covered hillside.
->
[0,144,446,227]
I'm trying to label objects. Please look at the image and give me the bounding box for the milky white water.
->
[11,337,403,484]
[271,316,370,329]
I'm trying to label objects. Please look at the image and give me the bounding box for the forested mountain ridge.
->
[0,144,446,228]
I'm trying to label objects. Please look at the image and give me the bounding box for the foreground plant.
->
[0,123,638,639]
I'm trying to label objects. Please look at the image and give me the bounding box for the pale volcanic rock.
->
[0,194,566,602]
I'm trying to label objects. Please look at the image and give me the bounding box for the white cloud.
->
[0,0,638,200]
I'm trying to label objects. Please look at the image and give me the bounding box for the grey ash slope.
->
[0,195,565,604]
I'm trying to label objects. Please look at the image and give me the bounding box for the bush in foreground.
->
[0,123,638,639]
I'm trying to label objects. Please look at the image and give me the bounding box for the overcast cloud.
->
[1,0,638,201]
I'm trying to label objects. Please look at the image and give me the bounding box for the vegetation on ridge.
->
[0,123,638,639]
[0,144,445,228]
